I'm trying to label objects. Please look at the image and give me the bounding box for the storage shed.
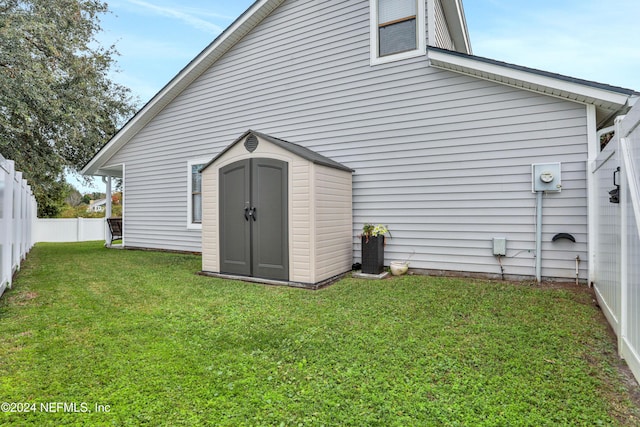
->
[201,130,354,288]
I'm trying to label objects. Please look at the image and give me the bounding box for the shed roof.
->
[202,130,354,173]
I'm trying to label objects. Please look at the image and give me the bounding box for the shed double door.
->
[219,158,288,281]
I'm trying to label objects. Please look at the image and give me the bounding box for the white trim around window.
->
[186,158,211,230]
[370,0,426,66]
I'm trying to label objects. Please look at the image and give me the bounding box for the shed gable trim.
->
[203,130,354,173]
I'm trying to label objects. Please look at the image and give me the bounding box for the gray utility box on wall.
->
[493,237,507,256]
[532,163,562,192]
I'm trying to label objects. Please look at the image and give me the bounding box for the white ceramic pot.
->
[390,261,409,276]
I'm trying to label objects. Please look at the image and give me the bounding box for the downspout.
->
[535,191,543,283]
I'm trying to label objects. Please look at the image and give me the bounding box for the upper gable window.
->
[370,0,426,65]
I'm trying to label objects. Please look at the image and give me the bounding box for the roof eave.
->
[428,47,634,113]
[81,0,284,176]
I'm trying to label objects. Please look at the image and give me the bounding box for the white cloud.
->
[109,68,172,105]
[124,0,224,34]
[466,0,640,90]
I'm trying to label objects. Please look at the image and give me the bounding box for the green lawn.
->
[1,242,638,426]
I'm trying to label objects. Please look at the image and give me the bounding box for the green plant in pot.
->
[360,223,390,274]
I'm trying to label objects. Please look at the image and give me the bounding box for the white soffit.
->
[428,48,632,111]
[82,0,284,176]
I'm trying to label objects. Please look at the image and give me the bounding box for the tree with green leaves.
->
[0,0,135,216]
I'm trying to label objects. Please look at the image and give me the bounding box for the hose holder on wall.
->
[552,233,576,243]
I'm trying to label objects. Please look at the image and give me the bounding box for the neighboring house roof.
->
[428,46,639,127]
[80,0,470,177]
[203,130,354,173]
[88,199,107,212]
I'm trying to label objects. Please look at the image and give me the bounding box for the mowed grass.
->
[0,242,639,426]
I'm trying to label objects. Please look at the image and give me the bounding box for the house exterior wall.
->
[434,0,455,50]
[107,0,589,280]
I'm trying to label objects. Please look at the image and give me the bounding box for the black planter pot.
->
[361,235,384,274]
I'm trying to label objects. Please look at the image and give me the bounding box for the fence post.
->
[0,157,8,292]
[3,160,15,290]
[12,171,22,272]
[621,140,629,350]
[27,185,34,251]
[20,177,27,260]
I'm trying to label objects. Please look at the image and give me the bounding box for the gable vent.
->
[245,134,259,152]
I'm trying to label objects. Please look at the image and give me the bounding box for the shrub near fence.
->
[0,154,37,297]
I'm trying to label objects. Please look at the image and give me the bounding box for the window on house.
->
[187,160,208,229]
[379,0,417,56]
[371,0,425,65]
[191,164,203,223]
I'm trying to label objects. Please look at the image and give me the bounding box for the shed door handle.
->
[244,207,250,221]
[250,207,257,221]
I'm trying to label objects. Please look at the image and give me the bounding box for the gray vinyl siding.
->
[107,0,589,280]
[434,0,455,50]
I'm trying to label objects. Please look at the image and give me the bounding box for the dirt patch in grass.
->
[5,291,38,306]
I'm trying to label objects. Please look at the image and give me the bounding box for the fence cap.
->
[0,154,8,173]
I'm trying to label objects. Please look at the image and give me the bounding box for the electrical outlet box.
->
[532,163,562,192]
[493,237,507,256]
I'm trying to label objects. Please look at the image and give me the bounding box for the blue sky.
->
[72,0,640,192]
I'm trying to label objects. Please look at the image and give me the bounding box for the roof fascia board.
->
[428,48,630,107]
[82,0,283,176]
[440,0,471,54]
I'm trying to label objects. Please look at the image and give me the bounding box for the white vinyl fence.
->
[592,104,640,383]
[34,218,106,243]
[1,154,37,297]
